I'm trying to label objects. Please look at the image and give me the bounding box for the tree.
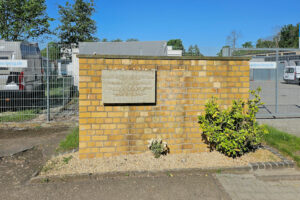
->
[167,39,185,51]
[185,45,203,56]
[226,30,241,48]
[41,42,61,61]
[187,45,194,55]
[102,38,108,42]
[278,24,299,48]
[242,41,253,48]
[57,0,98,44]
[126,38,139,42]
[256,39,276,48]
[111,38,123,42]
[194,45,202,56]
[0,0,53,41]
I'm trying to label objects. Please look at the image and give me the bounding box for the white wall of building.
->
[167,46,182,56]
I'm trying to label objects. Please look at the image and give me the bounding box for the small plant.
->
[198,88,268,157]
[148,138,169,158]
[56,126,79,152]
[41,160,58,173]
[42,178,49,183]
[63,156,73,164]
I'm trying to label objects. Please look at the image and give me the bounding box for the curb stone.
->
[30,166,253,184]
[248,145,295,171]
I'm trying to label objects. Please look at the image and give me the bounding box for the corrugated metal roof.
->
[0,41,40,59]
[79,41,168,56]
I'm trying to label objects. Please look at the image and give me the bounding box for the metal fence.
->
[2,42,300,122]
[0,42,79,123]
[230,47,300,118]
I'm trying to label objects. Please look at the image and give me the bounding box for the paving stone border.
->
[248,145,295,171]
[30,166,252,184]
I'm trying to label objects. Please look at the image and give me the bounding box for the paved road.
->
[251,80,300,106]
[217,169,300,200]
[258,118,300,137]
[1,173,230,200]
[2,169,300,200]
[251,81,300,117]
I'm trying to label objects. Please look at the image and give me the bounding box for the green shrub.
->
[198,88,268,157]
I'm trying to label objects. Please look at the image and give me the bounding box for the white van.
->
[283,61,300,84]
[0,41,44,109]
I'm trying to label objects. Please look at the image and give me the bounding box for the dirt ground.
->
[0,124,231,200]
[0,120,300,200]
[0,125,71,187]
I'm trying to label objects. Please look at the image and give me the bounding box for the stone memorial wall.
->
[78,55,250,159]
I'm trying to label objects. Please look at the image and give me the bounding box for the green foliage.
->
[264,125,300,167]
[126,38,139,42]
[0,0,53,41]
[185,45,203,56]
[242,41,253,48]
[256,39,277,48]
[167,39,185,51]
[57,126,79,152]
[198,88,268,157]
[255,23,299,48]
[278,24,299,48]
[63,156,73,164]
[148,138,169,158]
[232,49,274,56]
[111,38,123,42]
[57,0,98,44]
[0,109,40,122]
[41,42,61,61]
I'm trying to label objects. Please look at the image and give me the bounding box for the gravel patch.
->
[41,149,281,176]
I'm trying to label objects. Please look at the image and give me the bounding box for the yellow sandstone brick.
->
[91,112,107,118]
[92,136,108,141]
[79,154,88,159]
[116,146,130,152]
[108,112,124,117]
[80,136,91,142]
[100,147,115,153]
[79,59,87,64]
[101,124,116,129]
[87,59,97,64]
[109,135,125,140]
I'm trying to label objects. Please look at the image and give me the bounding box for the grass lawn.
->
[264,125,300,167]
[57,126,79,152]
[0,109,40,122]
[45,87,64,97]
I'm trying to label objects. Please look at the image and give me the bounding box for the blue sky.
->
[46,0,300,55]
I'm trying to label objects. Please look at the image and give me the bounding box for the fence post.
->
[47,44,50,121]
[275,50,279,114]
[63,77,65,106]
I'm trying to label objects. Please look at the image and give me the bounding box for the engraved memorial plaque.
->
[102,70,156,104]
